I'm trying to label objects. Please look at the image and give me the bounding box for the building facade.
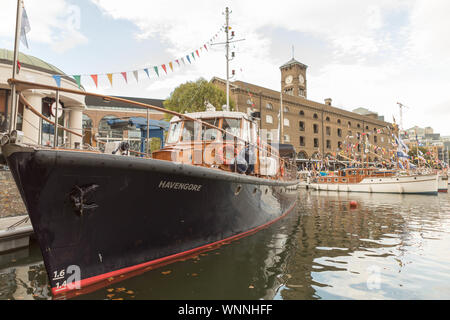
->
[212,58,394,162]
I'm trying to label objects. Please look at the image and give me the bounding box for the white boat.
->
[438,174,448,192]
[309,168,438,195]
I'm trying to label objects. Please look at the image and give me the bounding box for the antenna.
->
[211,7,245,110]
[396,102,409,133]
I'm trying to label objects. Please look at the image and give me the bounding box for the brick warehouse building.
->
[212,57,394,161]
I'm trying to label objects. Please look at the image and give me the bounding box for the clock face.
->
[285,75,293,85]
[299,74,305,85]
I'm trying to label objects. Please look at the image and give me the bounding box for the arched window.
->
[299,110,305,116]
[266,103,273,110]
[313,113,318,119]
[283,106,289,113]
[297,151,308,159]
[357,123,361,128]
[348,121,351,127]
[337,119,341,124]
[326,116,330,122]
[82,113,93,129]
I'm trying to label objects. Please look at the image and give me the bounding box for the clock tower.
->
[280,57,308,98]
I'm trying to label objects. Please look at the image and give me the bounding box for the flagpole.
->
[9,0,23,132]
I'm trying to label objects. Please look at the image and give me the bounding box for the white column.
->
[67,106,83,149]
[22,91,45,145]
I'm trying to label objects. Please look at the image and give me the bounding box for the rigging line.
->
[66,29,224,78]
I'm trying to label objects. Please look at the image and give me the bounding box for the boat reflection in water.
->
[1,191,450,300]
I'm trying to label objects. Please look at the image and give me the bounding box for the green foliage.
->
[163,78,234,119]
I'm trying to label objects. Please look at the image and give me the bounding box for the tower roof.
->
[280,58,308,70]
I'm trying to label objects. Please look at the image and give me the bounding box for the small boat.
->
[438,173,448,192]
[1,82,298,297]
[309,167,438,195]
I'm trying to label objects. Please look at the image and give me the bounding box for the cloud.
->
[0,0,88,53]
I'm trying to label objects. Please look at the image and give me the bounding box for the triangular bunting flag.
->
[90,75,98,88]
[121,72,128,83]
[175,59,180,66]
[52,75,61,88]
[204,44,208,51]
[169,62,173,72]
[196,50,200,57]
[144,68,150,78]
[191,52,196,60]
[133,70,139,82]
[154,66,159,77]
[181,57,186,65]
[73,75,81,88]
[17,61,21,74]
[107,73,113,86]
[186,55,191,64]
[161,64,167,74]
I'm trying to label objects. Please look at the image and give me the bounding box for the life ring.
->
[215,144,236,165]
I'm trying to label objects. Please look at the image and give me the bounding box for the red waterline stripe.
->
[52,200,298,296]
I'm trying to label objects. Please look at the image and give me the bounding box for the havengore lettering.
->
[158,180,202,192]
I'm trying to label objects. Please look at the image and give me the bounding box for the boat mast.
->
[225,7,230,110]
[9,0,23,132]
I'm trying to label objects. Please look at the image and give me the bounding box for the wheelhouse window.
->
[181,120,196,141]
[222,118,241,140]
[201,118,220,141]
[167,121,182,143]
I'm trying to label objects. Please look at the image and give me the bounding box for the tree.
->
[163,78,234,118]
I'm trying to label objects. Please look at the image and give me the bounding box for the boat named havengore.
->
[1,79,298,297]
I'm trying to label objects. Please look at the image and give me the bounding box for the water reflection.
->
[0,191,449,300]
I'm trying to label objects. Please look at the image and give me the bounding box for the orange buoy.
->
[349,201,358,208]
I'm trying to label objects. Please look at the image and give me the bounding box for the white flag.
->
[20,6,31,48]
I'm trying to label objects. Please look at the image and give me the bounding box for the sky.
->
[1,0,450,135]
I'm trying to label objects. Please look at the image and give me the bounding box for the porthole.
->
[235,185,242,195]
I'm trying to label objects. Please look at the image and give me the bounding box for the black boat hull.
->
[3,144,297,296]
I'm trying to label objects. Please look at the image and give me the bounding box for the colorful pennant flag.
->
[121,72,128,83]
[91,74,98,88]
[162,64,167,74]
[144,68,150,78]
[107,73,113,86]
[52,75,61,87]
[154,66,159,77]
[169,62,173,72]
[73,75,81,88]
[133,70,139,82]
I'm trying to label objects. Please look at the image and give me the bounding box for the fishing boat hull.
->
[309,174,438,195]
[438,175,448,192]
[2,144,297,297]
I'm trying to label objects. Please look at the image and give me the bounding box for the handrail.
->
[9,78,296,175]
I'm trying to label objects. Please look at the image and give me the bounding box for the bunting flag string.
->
[51,26,224,88]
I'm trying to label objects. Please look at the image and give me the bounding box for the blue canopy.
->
[106,117,169,154]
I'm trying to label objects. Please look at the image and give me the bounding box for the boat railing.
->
[7,78,297,180]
